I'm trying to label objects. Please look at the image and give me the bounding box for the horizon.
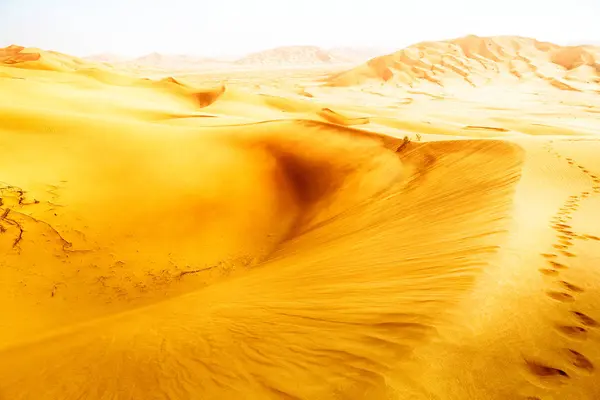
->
[1,0,599,58]
[78,44,399,60]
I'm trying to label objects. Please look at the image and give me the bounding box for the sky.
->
[1,0,599,58]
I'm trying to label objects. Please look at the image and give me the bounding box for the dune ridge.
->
[0,135,524,399]
[327,35,600,92]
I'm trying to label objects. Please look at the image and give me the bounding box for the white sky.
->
[1,0,599,57]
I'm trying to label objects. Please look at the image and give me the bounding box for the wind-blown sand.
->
[1,35,600,399]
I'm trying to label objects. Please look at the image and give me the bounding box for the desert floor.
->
[1,59,600,400]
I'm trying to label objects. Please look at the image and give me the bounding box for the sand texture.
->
[1,35,600,399]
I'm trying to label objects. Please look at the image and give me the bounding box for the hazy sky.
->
[1,0,599,57]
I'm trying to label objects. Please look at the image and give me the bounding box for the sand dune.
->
[318,107,370,125]
[82,46,368,71]
[235,45,347,66]
[0,44,110,72]
[0,45,41,64]
[0,125,524,399]
[1,37,600,400]
[327,35,600,92]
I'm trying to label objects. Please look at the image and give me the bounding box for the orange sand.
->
[1,35,600,399]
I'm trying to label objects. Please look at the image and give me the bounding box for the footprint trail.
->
[522,142,599,396]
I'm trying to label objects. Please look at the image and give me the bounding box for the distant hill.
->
[234,46,346,66]
[326,35,600,92]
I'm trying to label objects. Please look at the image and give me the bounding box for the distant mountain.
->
[80,46,393,70]
[234,46,346,66]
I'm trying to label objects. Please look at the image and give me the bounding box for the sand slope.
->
[1,40,600,400]
[0,129,524,399]
[327,35,600,93]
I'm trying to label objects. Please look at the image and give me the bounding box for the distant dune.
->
[81,46,366,70]
[235,45,347,66]
[0,45,42,64]
[326,35,600,92]
[0,44,113,72]
[12,45,380,72]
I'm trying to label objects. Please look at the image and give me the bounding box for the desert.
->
[1,4,600,399]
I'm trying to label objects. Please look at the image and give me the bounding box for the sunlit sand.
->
[1,35,600,399]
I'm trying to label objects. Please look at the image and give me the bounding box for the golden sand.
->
[1,36,600,399]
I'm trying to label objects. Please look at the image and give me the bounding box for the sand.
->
[0,35,599,399]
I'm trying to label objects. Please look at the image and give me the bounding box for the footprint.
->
[524,360,569,386]
[555,325,588,340]
[558,230,575,236]
[583,234,600,241]
[565,349,594,373]
[554,223,571,229]
[573,311,599,328]
[548,260,568,269]
[558,239,573,246]
[539,268,559,276]
[559,281,584,293]
[552,244,569,250]
[541,253,558,259]
[554,226,573,236]
[560,250,576,257]
[546,291,575,302]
